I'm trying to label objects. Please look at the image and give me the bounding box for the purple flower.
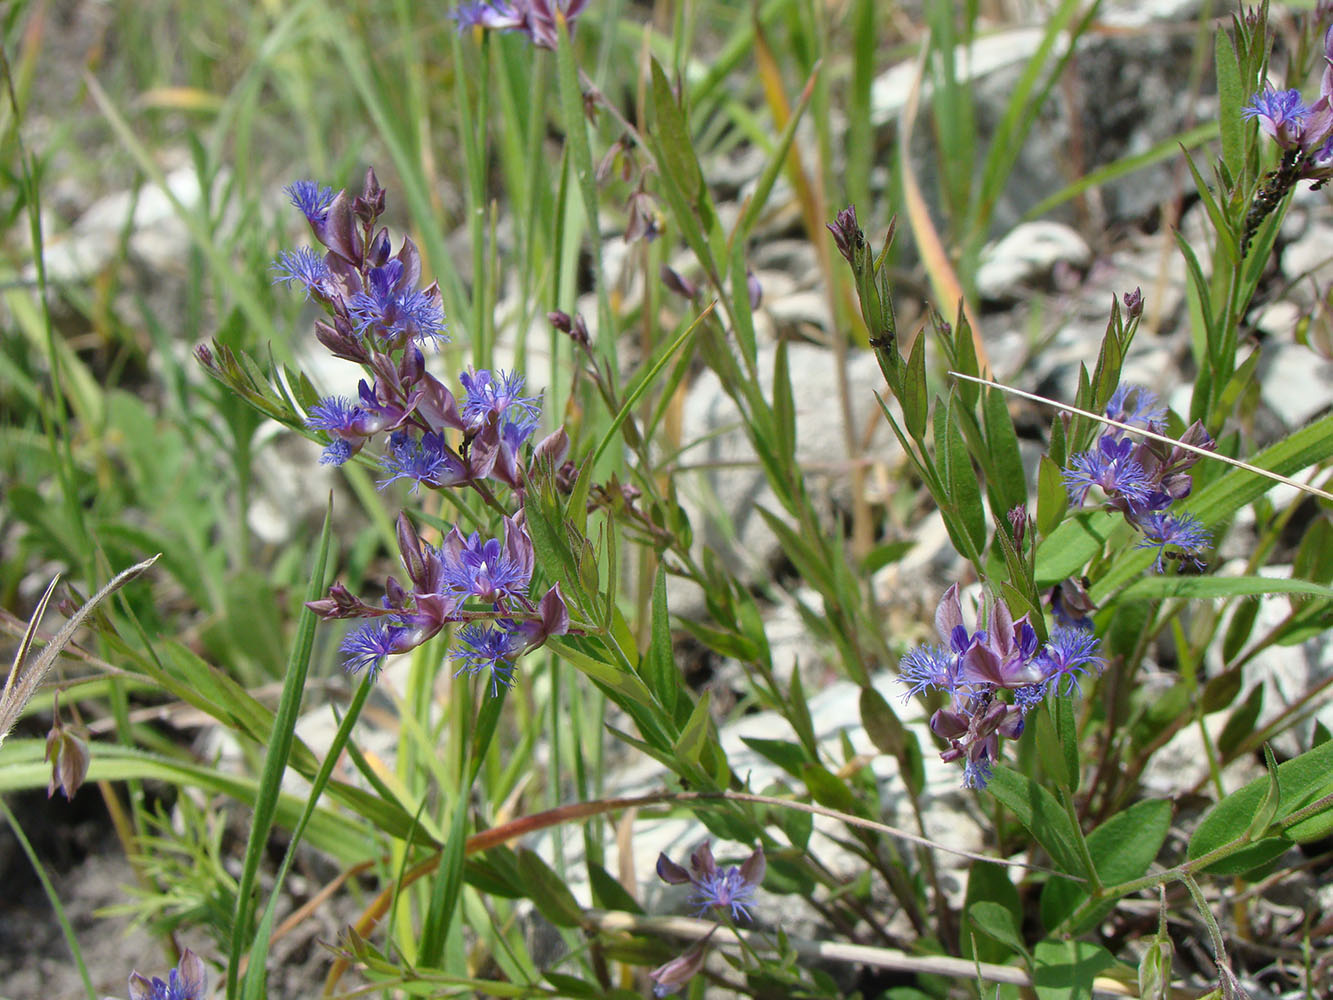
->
[271,246,331,299]
[1135,511,1211,573]
[934,584,1044,689]
[1242,87,1309,147]
[962,753,993,790]
[897,644,956,701]
[127,948,207,1000]
[1037,626,1107,696]
[285,180,337,223]
[452,622,525,694]
[1105,384,1165,427]
[656,841,765,923]
[438,518,534,602]
[307,396,369,465]
[459,369,542,427]
[453,0,591,48]
[379,433,470,492]
[1063,435,1153,506]
[453,0,521,30]
[340,621,412,679]
[348,259,447,348]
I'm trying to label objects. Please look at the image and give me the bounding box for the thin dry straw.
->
[949,371,1333,504]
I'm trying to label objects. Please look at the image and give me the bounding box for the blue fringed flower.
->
[271,246,331,299]
[440,533,532,602]
[897,644,956,701]
[460,369,542,427]
[1038,626,1108,696]
[340,622,405,679]
[379,433,465,492]
[1136,511,1212,572]
[1063,436,1153,506]
[348,260,447,347]
[452,622,524,695]
[285,180,337,222]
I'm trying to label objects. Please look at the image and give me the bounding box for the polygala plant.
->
[2,1,1331,999]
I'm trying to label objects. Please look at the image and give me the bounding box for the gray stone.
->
[1257,342,1333,429]
[669,342,895,615]
[976,221,1091,302]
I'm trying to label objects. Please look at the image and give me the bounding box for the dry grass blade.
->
[950,371,1333,503]
[0,554,161,750]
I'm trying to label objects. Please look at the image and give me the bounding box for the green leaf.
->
[1034,702,1073,794]
[588,863,644,914]
[801,763,861,815]
[968,901,1029,959]
[1188,740,1333,871]
[515,848,585,928]
[674,690,713,768]
[1035,455,1068,538]
[859,686,925,796]
[986,766,1089,879]
[960,860,1024,966]
[741,737,814,778]
[937,391,987,558]
[644,567,679,719]
[1041,798,1171,933]
[983,385,1027,515]
[1200,665,1244,715]
[1138,932,1173,1000]
[228,503,332,998]
[1034,511,1117,586]
[901,332,928,440]
[1117,575,1333,602]
[1031,939,1114,1000]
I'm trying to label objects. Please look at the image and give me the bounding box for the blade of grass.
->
[225,500,333,1000]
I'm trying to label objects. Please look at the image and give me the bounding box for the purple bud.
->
[660,265,698,299]
[827,205,863,264]
[45,710,89,801]
[1123,286,1144,318]
[648,934,711,997]
[746,269,762,310]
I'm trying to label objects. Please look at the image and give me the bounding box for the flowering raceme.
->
[1242,25,1333,182]
[255,170,571,691]
[899,585,1106,789]
[1062,384,1214,572]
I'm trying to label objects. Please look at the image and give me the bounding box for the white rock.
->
[1258,342,1333,429]
[976,222,1092,302]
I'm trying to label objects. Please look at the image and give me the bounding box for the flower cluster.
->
[899,585,1106,789]
[1062,384,1215,572]
[649,841,766,995]
[126,948,207,1000]
[452,0,590,48]
[308,510,569,693]
[1242,25,1333,182]
[272,171,571,691]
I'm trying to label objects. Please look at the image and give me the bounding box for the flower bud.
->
[45,711,90,801]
